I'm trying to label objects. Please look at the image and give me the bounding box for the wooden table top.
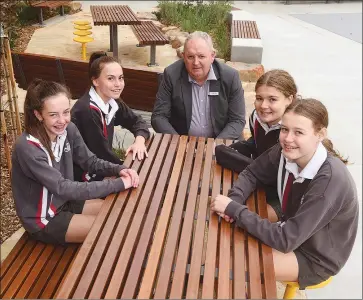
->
[90,5,142,26]
[56,134,276,299]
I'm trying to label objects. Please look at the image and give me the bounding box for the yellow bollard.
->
[73,20,90,26]
[74,24,92,31]
[283,277,333,299]
[73,30,92,37]
[73,36,94,61]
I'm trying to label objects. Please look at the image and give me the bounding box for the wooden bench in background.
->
[230,20,262,64]
[0,233,79,298]
[231,20,261,39]
[130,21,169,66]
[30,1,72,25]
[11,52,159,112]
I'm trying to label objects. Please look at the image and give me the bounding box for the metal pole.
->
[112,25,118,58]
[39,8,44,25]
[109,25,113,52]
[60,5,65,16]
[148,45,157,66]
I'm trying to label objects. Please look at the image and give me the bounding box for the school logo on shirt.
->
[64,142,71,153]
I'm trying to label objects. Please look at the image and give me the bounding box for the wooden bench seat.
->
[30,1,72,25]
[130,21,169,66]
[0,232,79,299]
[11,52,159,112]
[231,20,261,39]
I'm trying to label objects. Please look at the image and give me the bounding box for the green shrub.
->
[156,0,232,60]
[16,2,38,25]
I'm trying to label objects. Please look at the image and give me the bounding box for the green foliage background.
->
[155,0,233,60]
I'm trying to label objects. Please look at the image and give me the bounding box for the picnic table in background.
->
[90,5,141,59]
[56,133,277,299]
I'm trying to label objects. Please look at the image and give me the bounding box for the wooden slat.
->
[153,136,197,299]
[0,239,37,297]
[218,139,233,299]
[169,137,207,298]
[104,134,170,299]
[15,244,55,298]
[232,173,247,299]
[32,1,71,8]
[91,134,162,299]
[201,139,223,299]
[42,244,79,299]
[2,242,46,298]
[137,136,188,299]
[232,20,261,39]
[55,154,138,299]
[27,246,66,299]
[246,196,262,299]
[91,5,141,25]
[0,232,29,279]
[131,21,169,46]
[256,190,277,299]
[185,138,214,298]
[121,134,179,298]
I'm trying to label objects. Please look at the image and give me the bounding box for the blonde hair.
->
[256,69,299,101]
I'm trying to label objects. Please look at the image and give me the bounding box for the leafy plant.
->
[156,0,233,60]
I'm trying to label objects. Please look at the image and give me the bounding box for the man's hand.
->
[210,194,232,215]
[125,136,148,161]
[120,168,139,188]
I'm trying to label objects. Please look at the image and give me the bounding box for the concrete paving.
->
[291,12,362,43]
[233,2,362,298]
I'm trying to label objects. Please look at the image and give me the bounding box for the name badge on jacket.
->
[208,92,219,96]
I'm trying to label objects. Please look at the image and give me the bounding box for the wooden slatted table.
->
[56,134,276,299]
[90,5,141,59]
[31,1,72,25]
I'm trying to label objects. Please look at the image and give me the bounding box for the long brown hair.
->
[255,69,299,101]
[24,79,71,160]
[89,51,120,88]
[285,98,348,164]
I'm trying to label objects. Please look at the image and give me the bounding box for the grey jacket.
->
[11,122,127,233]
[151,59,246,139]
[225,144,359,278]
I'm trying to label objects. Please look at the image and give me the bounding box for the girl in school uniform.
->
[215,69,298,173]
[211,99,359,289]
[12,79,139,245]
[71,51,150,182]
[215,69,299,221]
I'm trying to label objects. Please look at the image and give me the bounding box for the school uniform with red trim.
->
[71,87,150,181]
[224,143,359,288]
[215,109,280,174]
[11,122,127,234]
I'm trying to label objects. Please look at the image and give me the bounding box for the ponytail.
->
[322,138,349,164]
